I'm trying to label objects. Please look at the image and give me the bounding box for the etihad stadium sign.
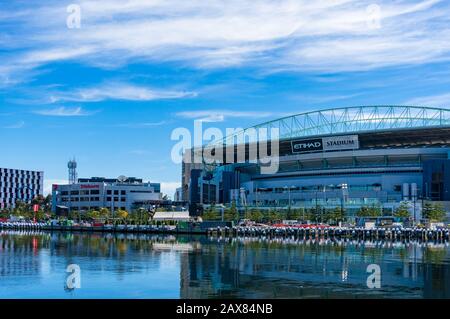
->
[291,135,359,153]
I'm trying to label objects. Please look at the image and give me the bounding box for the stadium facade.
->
[182,106,450,219]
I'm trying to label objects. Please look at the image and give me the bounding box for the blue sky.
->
[1,0,450,197]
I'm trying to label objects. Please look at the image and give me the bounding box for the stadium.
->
[182,106,450,220]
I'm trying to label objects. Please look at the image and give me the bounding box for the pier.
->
[1,222,449,242]
[207,226,450,242]
[0,222,206,235]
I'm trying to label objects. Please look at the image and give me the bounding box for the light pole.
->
[411,183,417,225]
[321,185,326,224]
[284,186,292,213]
[340,183,348,224]
[255,183,258,208]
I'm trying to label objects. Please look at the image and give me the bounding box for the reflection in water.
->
[0,231,449,298]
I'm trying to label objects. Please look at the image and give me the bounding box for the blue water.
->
[0,231,449,298]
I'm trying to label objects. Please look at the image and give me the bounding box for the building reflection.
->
[1,231,449,298]
[180,237,450,299]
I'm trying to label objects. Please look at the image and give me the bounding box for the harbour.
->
[1,230,449,299]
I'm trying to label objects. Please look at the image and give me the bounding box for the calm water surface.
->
[0,230,449,298]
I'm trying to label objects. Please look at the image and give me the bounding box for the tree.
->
[87,210,100,220]
[0,209,10,219]
[357,205,382,217]
[265,209,282,223]
[307,207,320,223]
[223,208,237,222]
[422,202,433,220]
[116,209,129,224]
[129,208,149,224]
[394,201,410,218]
[12,200,31,219]
[327,207,345,225]
[287,209,301,220]
[202,206,220,220]
[423,203,446,222]
[250,209,264,222]
[99,208,110,221]
[229,201,240,221]
[34,209,46,221]
[68,210,80,221]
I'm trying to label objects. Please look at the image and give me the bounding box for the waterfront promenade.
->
[1,221,449,242]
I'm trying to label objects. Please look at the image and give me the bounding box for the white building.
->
[52,177,162,213]
[0,167,44,209]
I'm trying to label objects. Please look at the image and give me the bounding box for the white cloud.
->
[404,93,450,107]
[1,0,450,85]
[49,83,196,102]
[33,106,95,116]
[176,110,278,122]
[117,120,168,128]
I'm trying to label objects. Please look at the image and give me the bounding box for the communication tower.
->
[68,159,78,184]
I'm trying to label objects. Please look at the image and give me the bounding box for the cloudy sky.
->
[1,0,449,197]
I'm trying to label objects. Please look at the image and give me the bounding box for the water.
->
[0,230,449,299]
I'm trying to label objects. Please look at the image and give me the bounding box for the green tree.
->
[116,209,129,224]
[99,207,110,222]
[357,205,382,217]
[394,201,410,218]
[307,207,321,223]
[230,201,240,221]
[87,209,100,220]
[12,200,30,219]
[31,195,52,213]
[0,209,10,219]
[68,210,81,221]
[250,209,264,222]
[202,206,220,220]
[287,209,301,220]
[423,203,446,222]
[327,207,345,225]
[34,209,46,221]
[265,209,282,223]
[422,202,433,219]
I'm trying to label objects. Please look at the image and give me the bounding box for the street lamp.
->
[315,185,326,225]
[255,183,258,208]
[340,183,348,224]
[284,186,292,210]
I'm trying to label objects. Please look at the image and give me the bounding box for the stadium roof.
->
[213,105,450,147]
